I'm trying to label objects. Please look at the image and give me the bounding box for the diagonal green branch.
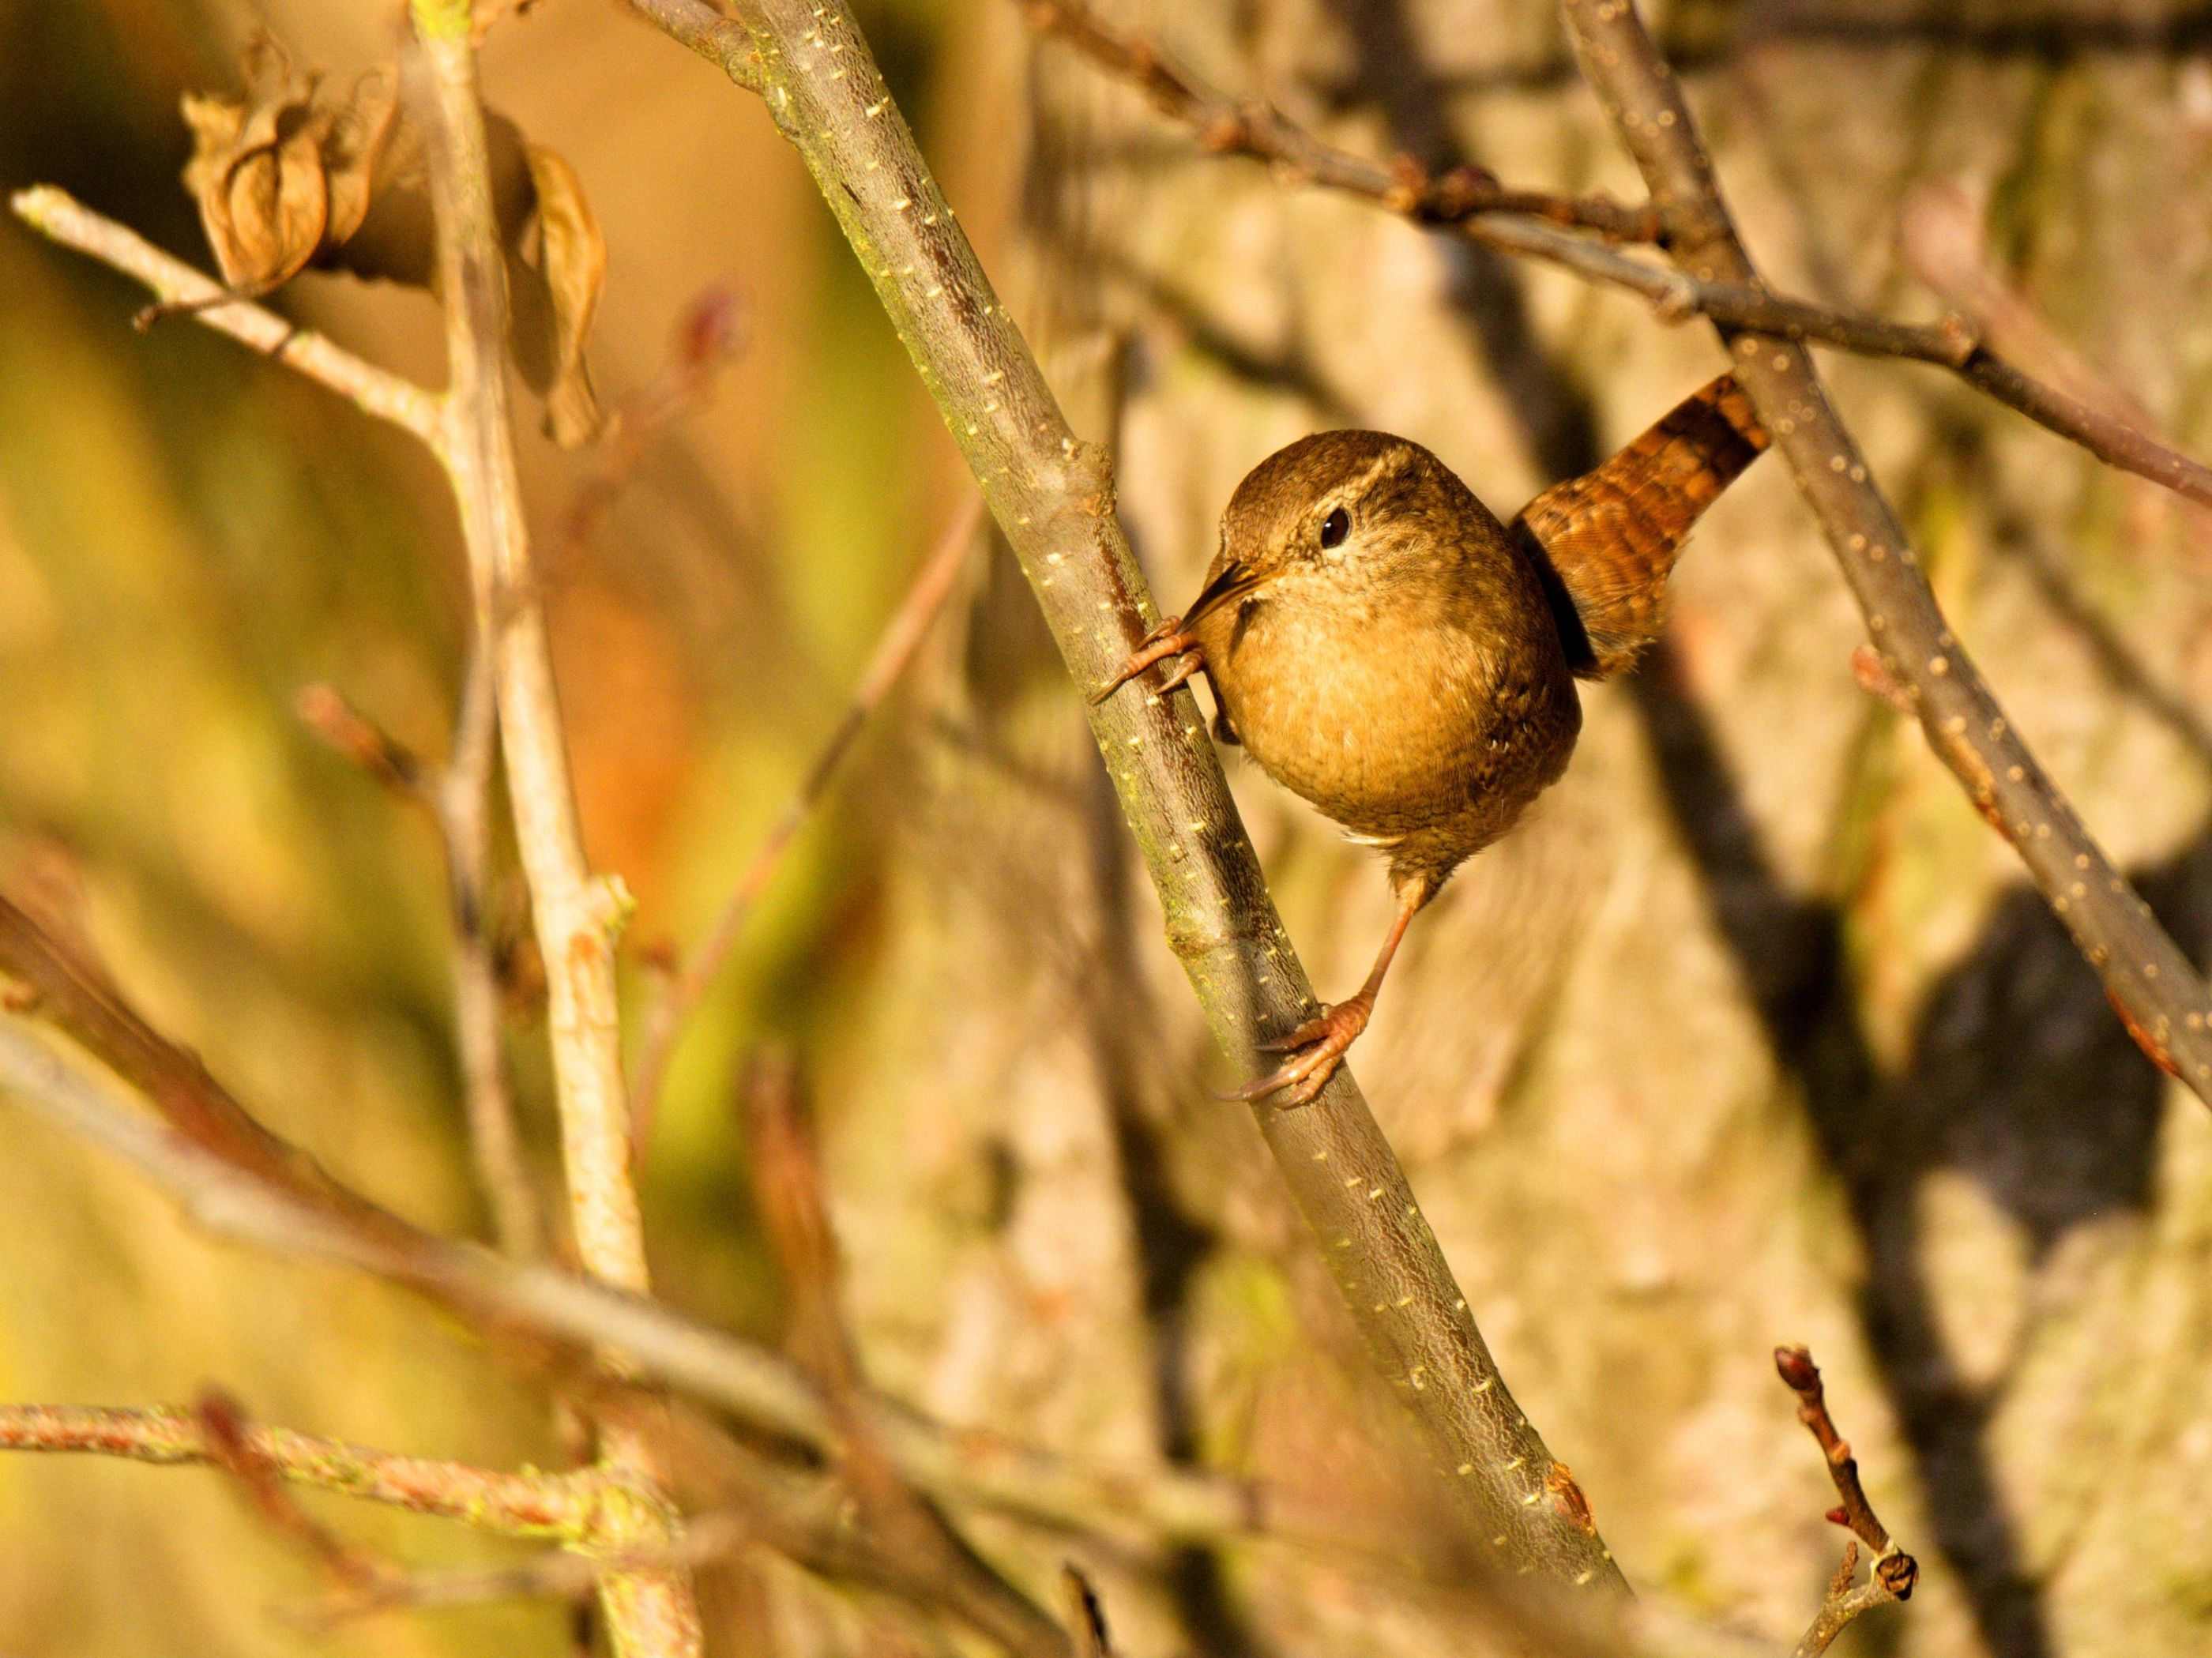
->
[623,0,1625,1593]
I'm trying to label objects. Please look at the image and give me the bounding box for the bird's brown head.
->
[1171,430,1491,638]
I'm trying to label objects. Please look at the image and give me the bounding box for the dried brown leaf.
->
[179,36,329,291]
[177,36,605,446]
[179,38,400,295]
[512,144,606,448]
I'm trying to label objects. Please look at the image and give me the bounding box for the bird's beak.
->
[1178,560,1270,633]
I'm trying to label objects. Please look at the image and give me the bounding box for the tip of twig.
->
[1059,1563,1114,1658]
[675,282,750,372]
[9,185,62,227]
[1774,1344,1820,1393]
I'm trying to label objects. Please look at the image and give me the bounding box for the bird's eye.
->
[1319,507,1351,549]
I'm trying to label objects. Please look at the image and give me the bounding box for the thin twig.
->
[546,281,749,587]
[1020,0,2212,513]
[1059,1565,1115,1658]
[0,894,398,1226]
[739,1047,1074,1658]
[303,1513,751,1626]
[296,681,545,1256]
[1793,1566,1903,1658]
[437,645,549,1258]
[629,0,1625,1593]
[197,1388,391,1591]
[1554,0,2212,1103]
[1022,0,1658,240]
[9,187,443,448]
[1773,1348,1916,1656]
[0,997,1296,1554]
[630,494,985,1140]
[409,5,701,1652]
[0,1401,600,1537]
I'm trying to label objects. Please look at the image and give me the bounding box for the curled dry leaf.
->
[512,145,607,448]
[179,34,605,446]
[180,35,398,295]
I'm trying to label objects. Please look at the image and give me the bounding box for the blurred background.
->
[5,0,2212,1654]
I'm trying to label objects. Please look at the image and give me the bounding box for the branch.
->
[297,681,545,1257]
[627,0,1625,1593]
[1554,0,2212,1103]
[408,5,700,1651]
[9,187,443,449]
[434,647,548,1258]
[0,996,1304,1555]
[1019,0,2212,513]
[303,1514,750,1626]
[1022,0,1657,240]
[196,1388,391,1592]
[737,1049,1072,1658]
[630,494,986,1138]
[0,1402,599,1538]
[1773,1348,1916,1656]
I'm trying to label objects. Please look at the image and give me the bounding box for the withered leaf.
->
[179,36,398,296]
[179,35,607,446]
[510,145,606,449]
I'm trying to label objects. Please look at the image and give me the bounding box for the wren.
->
[1096,374,1770,1105]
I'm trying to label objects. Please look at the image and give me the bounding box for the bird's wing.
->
[1510,373,1769,681]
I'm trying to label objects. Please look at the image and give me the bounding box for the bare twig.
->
[0,1400,600,1537]
[0,893,399,1227]
[547,281,748,585]
[1773,1348,1915,1656]
[740,1047,857,1394]
[1793,1559,1904,1658]
[305,1513,750,1626]
[436,645,548,1258]
[297,680,545,1256]
[197,1388,392,1591]
[9,187,443,447]
[1019,0,2212,513]
[1899,181,2212,521]
[630,495,985,1138]
[1022,0,1657,240]
[0,997,1296,1555]
[739,1047,1075,1658]
[629,0,1625,1593]
[409,4,699,1650]
[1059,1565,1115,1658]
[1554,0,2212,1102]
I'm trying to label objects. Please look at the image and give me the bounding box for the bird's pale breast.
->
[1195,550,1581,878]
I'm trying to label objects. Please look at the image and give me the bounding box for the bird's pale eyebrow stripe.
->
[1343,442,1416,506]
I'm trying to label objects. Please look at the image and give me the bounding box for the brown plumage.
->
[1097,374,1769,1103]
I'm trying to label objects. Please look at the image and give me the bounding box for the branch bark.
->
[295,679,544,1256]
[0,1402,600,1537]
[1554,0,2212,1103]
[626,0,1625,1593]
[409,7,700,1651]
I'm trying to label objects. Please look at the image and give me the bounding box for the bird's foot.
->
[1221,996,1374,1108]
[1093,615,1204,705]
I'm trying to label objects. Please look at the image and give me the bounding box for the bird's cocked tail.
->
[1510,373,1769,681]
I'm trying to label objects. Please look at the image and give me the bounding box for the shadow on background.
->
[1305,3,2206,1643]
[1633,636,2211,1658]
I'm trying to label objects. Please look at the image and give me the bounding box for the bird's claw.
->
[1093,615,1204,705]
[1220,998,1374,1108]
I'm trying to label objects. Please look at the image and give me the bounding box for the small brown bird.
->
[1097,374,1770,1104]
